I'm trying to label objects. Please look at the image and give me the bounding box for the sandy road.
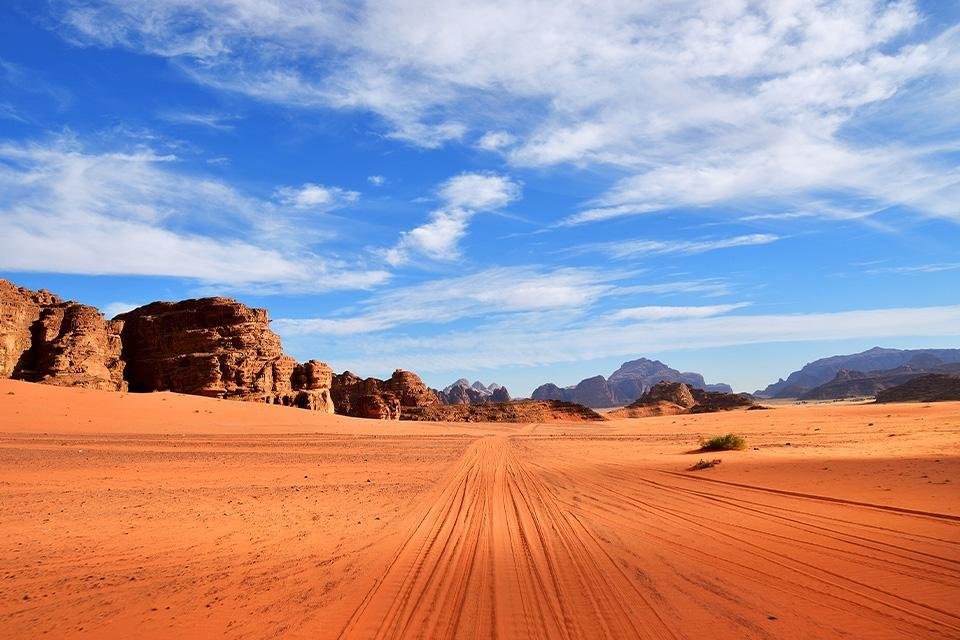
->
[337,433,960,640]
[338,435,677,639]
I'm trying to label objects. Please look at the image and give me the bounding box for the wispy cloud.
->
[157,110,241,131]
[607,303,750,322]
[275,265,620,336]
[864,262,960,275]
[0,136,388,293]
[313,304,960,374]
[585,234,780,259]
[52,1,960,226]
[383,172,520,265]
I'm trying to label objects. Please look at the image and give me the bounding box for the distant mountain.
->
[800,360,960,400]
[435,379,510,404]
[876,374,960,403]
[755,347,960,398]
[531,358,732,408]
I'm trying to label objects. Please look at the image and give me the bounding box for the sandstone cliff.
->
[115,298,334,412]
[332,369,439,420]
[0,280,125,390]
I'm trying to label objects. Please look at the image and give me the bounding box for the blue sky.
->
[1,1,958,395]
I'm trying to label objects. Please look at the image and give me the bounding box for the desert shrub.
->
[699,433,746,451]
[688,459,721,471]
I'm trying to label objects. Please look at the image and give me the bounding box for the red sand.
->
[1,379,958,638]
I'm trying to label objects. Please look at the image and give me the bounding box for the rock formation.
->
[332,369,439,420]
[0,280,125,390]
[435,378,511,404]
[531,358,731,408]
[0,279,460,418]
[875,374,960,403]
[755,347,960,398]
[115,298,333,411]
[798,359,960,401]
[609,381,754,418]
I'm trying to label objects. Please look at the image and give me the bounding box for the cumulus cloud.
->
[384,172,520,265]
[51,1,960,224]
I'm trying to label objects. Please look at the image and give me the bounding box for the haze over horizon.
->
[1,1,958,395]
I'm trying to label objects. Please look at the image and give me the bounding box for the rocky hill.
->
[0,278,441,419]
[531,358,731,408]
[799,360,960,400]
[609,381,754,418]
[755,347,960,398]
[435,379,511,404]
[402,399,604,423]
[875,374,960,403]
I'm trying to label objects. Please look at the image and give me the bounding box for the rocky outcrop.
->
[332,369,439,420]
[0,280,125,390]
[875,374,960,403]
[532,358,731,408]
[641,380,697,408]
[115,298,334,412]
[402,399,604,423]
[609,381,753,417]
[755,347,960,398]
[436,379,511,404]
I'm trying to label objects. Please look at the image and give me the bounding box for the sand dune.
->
[1,379,958,638]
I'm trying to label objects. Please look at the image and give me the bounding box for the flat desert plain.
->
[1,379,959,639]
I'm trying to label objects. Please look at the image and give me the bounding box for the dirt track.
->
[1,380,959,639]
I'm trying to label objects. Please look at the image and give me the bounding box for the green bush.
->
[699,433,746,451]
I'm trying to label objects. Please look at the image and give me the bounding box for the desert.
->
[2,378,958,639]
[3,2,960,638]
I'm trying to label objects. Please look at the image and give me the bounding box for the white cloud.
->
[51,1,960,225]
[367,175,385,186]
[319,303,960,374]
[275,265,621,336]
[274,182,359,210]
[588,234,780,259]
[476,130,516,151]
[608,303,750,322]
[865,262,960,275]
[385,172,520,265]
[0,137,388,292]
[437,172,520,210]
[157,110,240,131]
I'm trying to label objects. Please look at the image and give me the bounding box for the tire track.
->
[337,436,678,640]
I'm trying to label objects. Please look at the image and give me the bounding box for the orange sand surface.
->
[1,378,959,639]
